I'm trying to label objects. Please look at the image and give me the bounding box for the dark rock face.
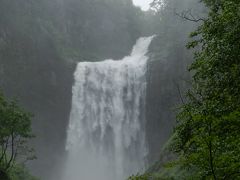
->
[0,0,198,178]
[146,60,177,163]
[0,0,150,179]
[1,50,75,179]
[145,36,192,164]
[0,7,75,175]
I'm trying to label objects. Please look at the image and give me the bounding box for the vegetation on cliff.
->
[131,0,240,179]
[0,92,36,180]
[172,0,240,179]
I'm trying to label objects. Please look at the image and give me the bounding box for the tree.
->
[0,92,35,179]
[171,0,240,179]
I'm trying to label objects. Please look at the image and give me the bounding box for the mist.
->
[0,0,211,179]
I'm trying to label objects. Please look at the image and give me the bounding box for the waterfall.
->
[64,36,154,180]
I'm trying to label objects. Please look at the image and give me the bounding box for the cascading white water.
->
[64,36,154,180]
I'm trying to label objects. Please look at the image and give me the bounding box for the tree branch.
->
[5,132,15,170]
[175,9,206,23]
[0,137,9,163]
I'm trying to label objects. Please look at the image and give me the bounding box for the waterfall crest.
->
[64,36,154,180]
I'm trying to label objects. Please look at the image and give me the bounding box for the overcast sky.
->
[132,0,152,11]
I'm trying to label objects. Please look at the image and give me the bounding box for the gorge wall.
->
[0,0,155,179]
[0,0,203,179]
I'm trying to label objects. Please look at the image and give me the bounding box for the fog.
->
[0,0,205,179]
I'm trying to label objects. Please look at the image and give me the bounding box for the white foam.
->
[64,36,155,180]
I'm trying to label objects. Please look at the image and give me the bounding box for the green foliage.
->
[128,172,178,180]
[171,0,240,179]
[128,173,152,180]
[8,164,39,180]
[0,92,36,179]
